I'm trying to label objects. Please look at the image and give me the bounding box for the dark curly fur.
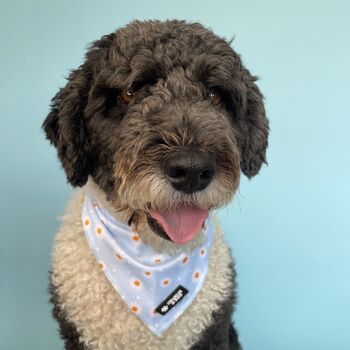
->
[49,281,86,350]
[43,19,268,350]
[43,20,268,197]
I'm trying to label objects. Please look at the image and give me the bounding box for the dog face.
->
[43,20,269,244]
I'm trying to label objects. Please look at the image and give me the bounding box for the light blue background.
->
[1,1,349,349]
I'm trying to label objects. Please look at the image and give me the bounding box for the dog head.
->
[43,20,269,245]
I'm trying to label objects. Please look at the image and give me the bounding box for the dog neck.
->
[84,177,206,255]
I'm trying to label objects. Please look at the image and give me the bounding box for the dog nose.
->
[164,149,216,194]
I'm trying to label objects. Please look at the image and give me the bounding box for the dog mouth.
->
[146,204,209,244]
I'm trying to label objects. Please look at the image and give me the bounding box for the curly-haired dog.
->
[43,20,269,350]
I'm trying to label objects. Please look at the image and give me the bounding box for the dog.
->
[43,20,269,350]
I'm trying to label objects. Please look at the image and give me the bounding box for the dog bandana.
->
[82,195,214,336]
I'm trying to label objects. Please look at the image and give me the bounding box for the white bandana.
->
[81,195,214,336]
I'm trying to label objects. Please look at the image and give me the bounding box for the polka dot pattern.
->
[161,278,171,287]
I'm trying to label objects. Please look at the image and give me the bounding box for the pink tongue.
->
[149,206,208,244]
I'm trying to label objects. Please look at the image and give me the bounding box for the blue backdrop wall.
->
[1,1,349,349]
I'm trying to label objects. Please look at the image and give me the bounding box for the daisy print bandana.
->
[82,195,214,336]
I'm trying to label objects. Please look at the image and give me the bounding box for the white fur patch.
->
[51,187,235,350]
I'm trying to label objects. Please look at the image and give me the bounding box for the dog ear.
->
[43,33,116,187]
[42,64,92,187]
[238,68,269,178]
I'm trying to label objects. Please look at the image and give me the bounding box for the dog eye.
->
[209,90,222,106]
[118,89,135,105]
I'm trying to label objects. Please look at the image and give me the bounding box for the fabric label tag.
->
[155,285,189,315]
